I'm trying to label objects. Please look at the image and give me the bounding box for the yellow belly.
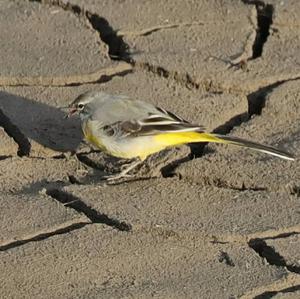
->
[82,121,107,152]
[82,122,163,160]
[82,122,221,161]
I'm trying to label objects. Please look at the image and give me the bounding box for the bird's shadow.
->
[0,91,82,152]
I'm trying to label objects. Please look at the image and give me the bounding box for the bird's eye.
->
[77,103,84,109]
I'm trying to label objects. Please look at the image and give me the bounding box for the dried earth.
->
[0,0,299,298]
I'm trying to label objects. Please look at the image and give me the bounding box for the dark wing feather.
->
[155,106,189,123]
[100,106,204,137]
[136,106,204,135]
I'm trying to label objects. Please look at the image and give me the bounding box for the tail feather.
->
[208,133,295,161]
[155,131,294,161]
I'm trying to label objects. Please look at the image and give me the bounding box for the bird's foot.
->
[101,172,133,182]
[101,158,142,182]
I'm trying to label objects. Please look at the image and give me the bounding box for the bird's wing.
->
[99,105,205,138]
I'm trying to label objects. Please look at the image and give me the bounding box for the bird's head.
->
[66,91,106,119]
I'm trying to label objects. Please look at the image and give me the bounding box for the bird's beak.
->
[64,107,78,119]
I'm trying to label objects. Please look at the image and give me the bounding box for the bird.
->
[67,91,294,180]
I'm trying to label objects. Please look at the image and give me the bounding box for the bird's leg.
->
[103,158,143,181]
[118,159,142,176]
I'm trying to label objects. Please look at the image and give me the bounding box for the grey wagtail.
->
[67,91,294,180]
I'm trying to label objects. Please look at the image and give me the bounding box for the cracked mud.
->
[0,0,299,298]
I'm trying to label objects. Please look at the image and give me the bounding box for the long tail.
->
[193,132,295,161]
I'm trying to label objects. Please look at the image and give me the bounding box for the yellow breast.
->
[82,120,107,151]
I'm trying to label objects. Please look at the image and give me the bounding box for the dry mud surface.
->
[0,0,300,298]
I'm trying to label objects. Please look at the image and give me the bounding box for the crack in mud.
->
[248,236,300,298]
[263,231,300,241]
[25,0,297,95]
[0,63,132,87]
[254,285,300,299]
[165,77,300,180]
[247,80,284,116]
[0,222,87,251]
[134,60,300,95]
[85,13,131,61]
[0,108,30,156]
[242,0,273,59]
[47,189,132,231]
[29,0,131,61]
[1,0,132,87]
[133,62,222,92]
[163,83,273,173]
[193,177,267,192]
[212,112,249,136]
[117,22,204,37]
[252,3,273,58]
[249,238,300,274]
[241,225,300,243]
[17,1,208,91]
